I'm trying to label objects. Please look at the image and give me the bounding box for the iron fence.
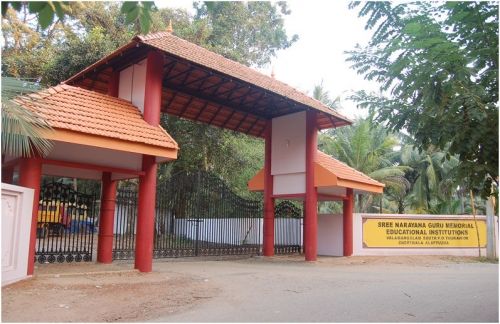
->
[36,182,97,263]
[274,200,303,254]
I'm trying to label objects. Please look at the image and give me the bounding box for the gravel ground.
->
[2,255,498,322]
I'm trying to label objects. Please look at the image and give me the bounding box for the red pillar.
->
[2,166,14,184]
[143,51,164,125]
[343,188,354,256]
[263,120,275,256]
[135,155,157,272]
[304,110,318,261]
[134,50,163,272]
[18,156,42,275]
[97,172,116,263]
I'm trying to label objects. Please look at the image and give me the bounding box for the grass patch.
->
[476,256,499,264]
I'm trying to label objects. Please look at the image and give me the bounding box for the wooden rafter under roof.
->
[65,32,352,138]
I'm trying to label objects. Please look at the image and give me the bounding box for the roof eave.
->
[64,40,140,85]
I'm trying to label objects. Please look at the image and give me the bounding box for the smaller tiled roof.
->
[316,151,384,188]
[16,84,178,149]
[248,150,384,193]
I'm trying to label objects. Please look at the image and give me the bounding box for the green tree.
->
[347,1,498,198]
[1,1,156,33]
[400,144,460,213]
[312,81,340,110]
[195,1,298,67]
[319,117,410,212]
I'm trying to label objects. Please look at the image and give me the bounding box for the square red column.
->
[343,188,354,256]
[134,50,163,272]
[97,172,116,263]
[18,156,42,275]
[263,120,275,256]
[304,110,318,261]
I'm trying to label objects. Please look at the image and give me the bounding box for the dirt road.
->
[2,256,498,322]
[1,262,218,322]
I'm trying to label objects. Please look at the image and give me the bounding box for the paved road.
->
[152,257,499,322]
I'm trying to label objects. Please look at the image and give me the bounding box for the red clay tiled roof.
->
[316,151,384,188]
[16,84,178,149]
[136,32,350,122]
[248,150,384,193]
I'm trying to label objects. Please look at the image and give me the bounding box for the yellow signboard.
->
[363,218,487,248]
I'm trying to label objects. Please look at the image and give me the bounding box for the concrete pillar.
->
[135,155,157,272]
[18,156,42,275]
[134,50,163,272]
[263,121,275,256]
[143,51,164,126]
[343,188,354,256]
[97,172,116,263]
[304,110,318,261]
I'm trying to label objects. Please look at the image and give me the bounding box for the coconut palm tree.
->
[1,77,53,158]
[312,81,340,111]
[319,117,410,212]
[400,144,460,213]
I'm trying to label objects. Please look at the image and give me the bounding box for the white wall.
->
[271,111,306,195]
[175,218,262,245]
[318,214,343,256]
[353,213,494,256]
[2,183,34,286]
[118,59,147,113]
[317,213,498,257]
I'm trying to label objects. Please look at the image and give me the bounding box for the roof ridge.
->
[139,32,268,82]
[135,31,171,42]
[137,32,350,122]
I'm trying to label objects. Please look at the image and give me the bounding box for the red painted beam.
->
[271,193,305,199]
[41,158,145,177]
[97,172,116,263]
[18,156,42,275]
[317,194,347,201]
[343,188,354,256]
[263,120,275,256]
[304,110,318,261]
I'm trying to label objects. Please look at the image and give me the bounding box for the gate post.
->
[18,156,42,275]
[135,155,157,272]
[343,188,354,256]
[97,172,116,263]
[263,121,275,256]
[134,50,163,272]
[304,110,318,261]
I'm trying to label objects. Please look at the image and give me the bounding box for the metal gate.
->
[274,200,303,254]
[112,189,138,260]
[113,171,262,259]
[36,182,97,263]
[154,171,262,257]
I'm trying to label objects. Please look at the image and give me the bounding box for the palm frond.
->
[1,77,53,157]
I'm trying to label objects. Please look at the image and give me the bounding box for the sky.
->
[158,0,379,120]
